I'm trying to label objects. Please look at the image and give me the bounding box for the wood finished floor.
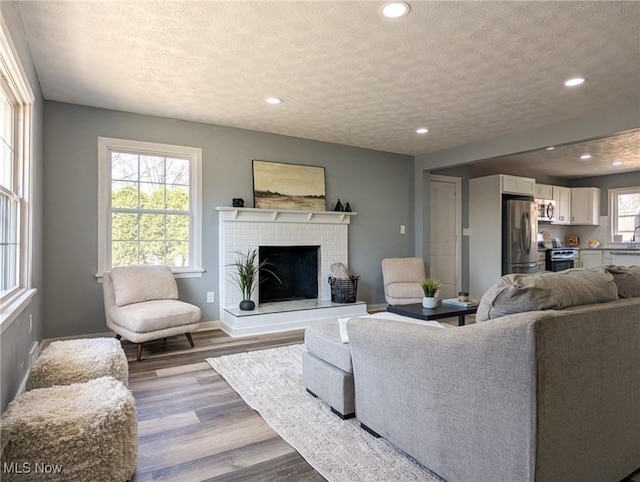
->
[125,329,324,482]
[124,326,640,482]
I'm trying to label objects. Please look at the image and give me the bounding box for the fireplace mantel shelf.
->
[216,206,357,224]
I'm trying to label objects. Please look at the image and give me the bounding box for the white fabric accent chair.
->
[103,265,201,361]
[381,257,426,305]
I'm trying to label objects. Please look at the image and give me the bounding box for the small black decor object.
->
[239,300,255,311]
[232,198,244,208]
[334,199,344,211]
[344,202,352,212]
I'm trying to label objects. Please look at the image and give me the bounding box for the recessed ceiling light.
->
[546,147,555,151]
[416,127,429,134]
[564,77,586,87]
[580,154,592,160]
[380,2,411,18]
[613,160,623,166]
[265,97,283,105]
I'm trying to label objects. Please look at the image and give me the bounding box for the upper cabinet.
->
[570,187,600,225]
[552,186,571,225]
[535,183,553,199]
[501,175,535,196]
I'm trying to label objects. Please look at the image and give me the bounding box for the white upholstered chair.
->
[103,265,201,361]
[381,257,426,305]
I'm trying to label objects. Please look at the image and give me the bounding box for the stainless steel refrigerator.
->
[502,197,538,275]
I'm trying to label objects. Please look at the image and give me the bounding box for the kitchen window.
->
[0,23,35,327]
[610,187,640,242]
[97,137,203,277]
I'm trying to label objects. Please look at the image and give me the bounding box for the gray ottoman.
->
[302,321,355,419]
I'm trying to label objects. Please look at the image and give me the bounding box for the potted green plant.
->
[228,249,280,311]
[421,277,442,309]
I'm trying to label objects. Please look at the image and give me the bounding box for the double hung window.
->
[98,138,202,277]
[0,24,34,323]
[610,187,640,242]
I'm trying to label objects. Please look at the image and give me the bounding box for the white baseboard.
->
[196,320,220,331]
[16,341,40,396]
[367,303,388,313]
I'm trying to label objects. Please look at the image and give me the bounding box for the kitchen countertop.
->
[538,246,640,252]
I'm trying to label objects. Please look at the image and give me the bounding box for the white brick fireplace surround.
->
[216,207,367,337]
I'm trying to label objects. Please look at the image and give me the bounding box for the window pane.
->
[139,213,165,240]
[166,158,189,186]
[140,155,165,184]
[111,182,139,209]
[167,241,189,267]
[166,214,189,240]
[166,186,189,211]
[1,141,13,190]
[111,213,138,241]
[139,241,165,265]
[112,241,138,267]
[111,152,139,182]
[140,183,165,209]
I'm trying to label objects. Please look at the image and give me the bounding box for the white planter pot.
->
[422,296,438,308]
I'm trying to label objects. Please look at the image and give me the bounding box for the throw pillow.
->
[605,265,640,298]
[476,267,618,321]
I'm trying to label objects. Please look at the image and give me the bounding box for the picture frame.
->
[252,160,326,211]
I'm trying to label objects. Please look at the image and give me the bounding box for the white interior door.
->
[429,177,460,299]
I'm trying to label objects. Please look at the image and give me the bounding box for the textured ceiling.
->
[454,129,640,180]
[15,1,640,160]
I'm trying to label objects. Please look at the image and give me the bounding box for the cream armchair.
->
[103,265,201,361]
[381,257,426,305]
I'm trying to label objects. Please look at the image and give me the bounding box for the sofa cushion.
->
[111,265,178,306]
[385,282,424,300]
[605,265,640,298]
[109,299,201,332]
[477,267,618,321]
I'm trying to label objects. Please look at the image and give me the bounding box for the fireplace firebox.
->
[259,245,320,303]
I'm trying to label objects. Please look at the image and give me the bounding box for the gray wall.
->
[1,3,45,412]
[43,102,414,337]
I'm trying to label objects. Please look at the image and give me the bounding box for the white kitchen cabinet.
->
[537,251,546,272]
[535,183,553,199]
[501,175,536,196]
[603,251,615,265]
[613,252,640,267]
[571,187,600,225]
[552,186,571,225]
[578,250,603,269]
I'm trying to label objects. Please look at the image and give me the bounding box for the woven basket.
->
[328,275,360,303]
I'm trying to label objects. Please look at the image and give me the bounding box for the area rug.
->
[206,344,443,482]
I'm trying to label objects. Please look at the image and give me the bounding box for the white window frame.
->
[97,137,203,279]
[609,186,640,242]
[0,19,35,331]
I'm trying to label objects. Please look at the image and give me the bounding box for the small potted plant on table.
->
[421,277,442,309]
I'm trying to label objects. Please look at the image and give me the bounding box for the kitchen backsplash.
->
[539,216,611,248]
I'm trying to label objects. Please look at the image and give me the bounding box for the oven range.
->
[545,248,577,272]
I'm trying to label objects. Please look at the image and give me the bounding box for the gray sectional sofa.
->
[347,266,640,482]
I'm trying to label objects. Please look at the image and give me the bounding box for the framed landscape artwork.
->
[252,160,326,211]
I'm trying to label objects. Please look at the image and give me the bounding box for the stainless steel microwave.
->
[536,199,555,222]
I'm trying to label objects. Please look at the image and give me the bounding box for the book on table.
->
[441,298,478,308]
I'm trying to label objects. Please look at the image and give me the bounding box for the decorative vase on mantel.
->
[239,299,255,311]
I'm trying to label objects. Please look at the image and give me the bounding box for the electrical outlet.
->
[206,291,215,303]
[400,225,406,235]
